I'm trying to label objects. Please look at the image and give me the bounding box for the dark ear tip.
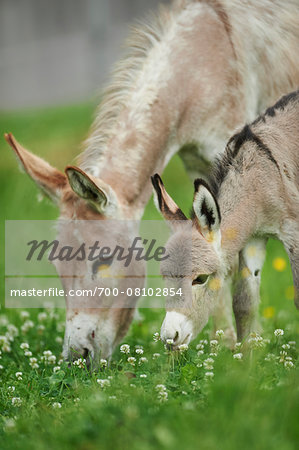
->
[151,173,163,188]
[194,178,204,191]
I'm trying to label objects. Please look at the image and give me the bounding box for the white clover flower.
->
[130,383,136,388]
[73,358,86,368]
[215,329,224,338]
[152,353,161,359]
[3,418,15,430]
[284,360,294,369]
[43,350,53,357]
[109,395,117,400]
[209,353,217,357]
[265,353,276,362]
[30,357,38,364]
[55,336,63,344]
[210,339,218,346]
[200,339,208,346]
[53,366,61,373]
[2,342,12,353]
[21,320,34,333]
[182,391,187,395]
[24,351,33,357]
[52,402,62,409]
[157,391,168,402]
[48,355,57,364]
[140,374,147,378]
[153,332,160,342]
[279,351,288,363]
[234,342,242,351]
[20,311,30,320]
[127,356,136,366]
[0,316,8,326]
[107,376,113,380]
[247,334,265,349]
[120,344,130,354]
[135,348,144,355]
[203,357,214,370]
[29,357,39,369]
[15,372,23,380]
[139,357,148,365]
[12,397,22,407]
[7,324,19,338]
[178,344,189,352]
[74,398,80,403]
[97,379,110,388]
[100,359,108,368]
[196,343,205,351]
[282,344,290,350]
[233,353,243,360]
[20,343,29,350]
[8,386,15,392]
[191,380,197,386]
[38,312,47,322]
[58,358,64,365]
[197,350,204,357]
[155,384,167,392]
[274,329,284,337]
[0,335,11,352]
[288,341,296,347]
[205,371,214,379]
[37,324,45,332]
[166,338,174,345]
[0,365,3,370]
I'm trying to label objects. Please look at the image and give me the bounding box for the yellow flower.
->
[272,257,286,272]
[285,286,295,300]
[263,306,275,319]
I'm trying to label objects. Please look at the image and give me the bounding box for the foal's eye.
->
[92,258,112,276]
[192,274,209,286]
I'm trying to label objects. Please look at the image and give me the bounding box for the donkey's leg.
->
[211,276,236,348]
[233,237,267,342]
[282,231,299,310]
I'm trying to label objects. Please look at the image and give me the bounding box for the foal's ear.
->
[65,166,119,216]
[151,173,187,221]
[5,133,67,203]
[193,179,221,241]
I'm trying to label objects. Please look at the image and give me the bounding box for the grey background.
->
[0,0,168,110]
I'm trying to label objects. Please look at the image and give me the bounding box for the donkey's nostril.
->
[82,348,89,359]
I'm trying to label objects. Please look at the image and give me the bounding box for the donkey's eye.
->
[92,258,112,275]
[192,274,209,286]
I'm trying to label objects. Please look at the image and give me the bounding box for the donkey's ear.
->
[5,133,67,203]
[65,166,119,216]
[151,173,187,221]
[193,179,221,241]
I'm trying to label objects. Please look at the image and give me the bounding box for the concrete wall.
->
[0,0,168,110]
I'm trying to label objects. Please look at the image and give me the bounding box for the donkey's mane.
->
[79,2,177,173]
[209,90,299,198]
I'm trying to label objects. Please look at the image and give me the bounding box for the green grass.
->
[0,103,298,450]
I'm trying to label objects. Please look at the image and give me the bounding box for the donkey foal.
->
[152,90,299,347]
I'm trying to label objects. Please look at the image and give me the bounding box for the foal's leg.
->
[211,276,236,348]
[233,238,267,341]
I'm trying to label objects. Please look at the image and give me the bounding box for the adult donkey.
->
[5,0,299,360]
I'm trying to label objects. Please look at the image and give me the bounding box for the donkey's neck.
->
[219,177,260,267]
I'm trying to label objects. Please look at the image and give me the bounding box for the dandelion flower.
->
[273,257,286,272]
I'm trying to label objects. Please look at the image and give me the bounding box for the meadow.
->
[0,102,298,450]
